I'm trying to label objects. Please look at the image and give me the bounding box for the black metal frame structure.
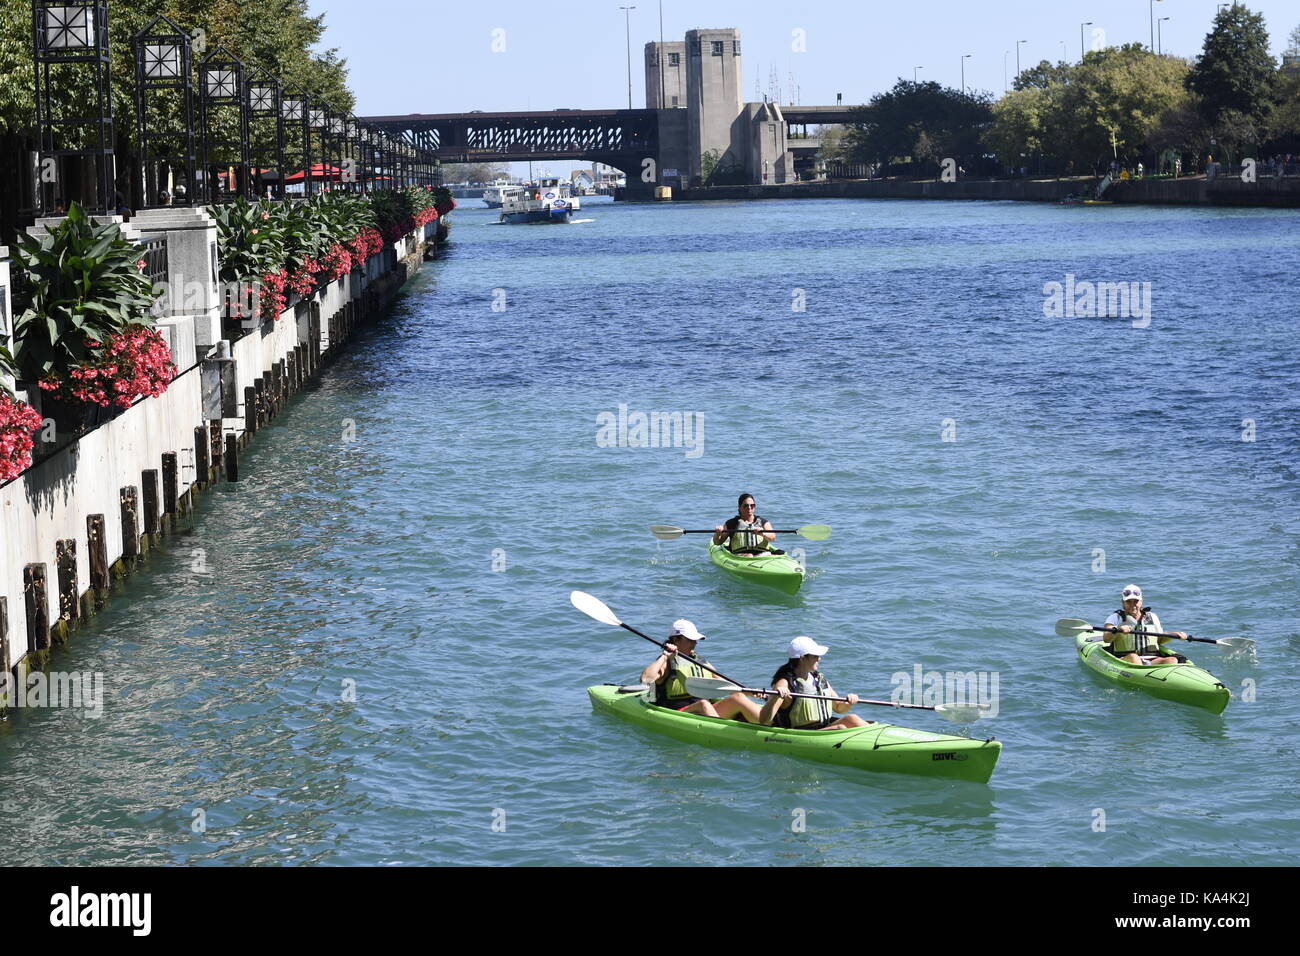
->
[133,15,195,209]
[198,46,250,203]
[245,66,284,200]
[307,103,330,196]
[32,0,115,215]
[280,87,310,198]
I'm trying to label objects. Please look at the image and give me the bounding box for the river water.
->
[1,195,1296,866]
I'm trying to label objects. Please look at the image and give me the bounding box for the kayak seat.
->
[617,684,649,694]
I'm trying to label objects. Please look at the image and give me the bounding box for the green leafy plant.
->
[11,203,158,382]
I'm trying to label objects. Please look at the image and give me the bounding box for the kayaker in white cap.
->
[639,619,765,721]
[758,636,870,730]
[712,492,781,555]
[1102,585,1184,666]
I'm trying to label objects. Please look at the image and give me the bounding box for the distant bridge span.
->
[361,105,868,192]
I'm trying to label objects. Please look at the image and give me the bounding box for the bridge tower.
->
[684,28,743,185]
[644,41,686,109]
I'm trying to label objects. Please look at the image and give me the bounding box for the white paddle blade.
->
[569,590,622,627]
[649,525,685,540]
[934,703,987,723]
[1216,637,1256,650]
[797,524,832,541]
[683,676,748,698]
[1055,618,1093,637]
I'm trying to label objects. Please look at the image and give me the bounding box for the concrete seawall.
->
[678,176,1300,207]
[0,220,441,709]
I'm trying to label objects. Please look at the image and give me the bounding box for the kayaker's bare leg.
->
[680,699,722,718]
[710,692,764,723]
[819,714,871,730]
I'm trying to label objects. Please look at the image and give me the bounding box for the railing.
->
[138,236,169,287]
[824,162,870,180]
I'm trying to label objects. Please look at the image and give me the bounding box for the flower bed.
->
[38,328,177,409]
[0,393,44,482]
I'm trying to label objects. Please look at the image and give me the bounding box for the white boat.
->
[500,178,581,224]
[483,183,523,208]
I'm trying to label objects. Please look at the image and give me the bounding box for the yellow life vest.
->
[727,515,770,553]
[657,655,712,705]
[772,667,834,728]
[1107,608,1161,656]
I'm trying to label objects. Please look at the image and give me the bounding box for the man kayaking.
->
[712,493,781,555]
[639,619,764,721]
[759,636,871,730]
[1101,585,1185,666]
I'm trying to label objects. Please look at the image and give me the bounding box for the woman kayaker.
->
[1102,585,1185,666]
[712,493,779,555]
[759,636,871,730]
[639,619,764,721]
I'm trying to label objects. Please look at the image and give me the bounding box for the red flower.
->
[41,329,177,410]
[136,258,147,271]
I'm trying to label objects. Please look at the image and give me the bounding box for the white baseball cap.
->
[787,635,829,658]
[1121,585,1143,601]
[668,619,706,642]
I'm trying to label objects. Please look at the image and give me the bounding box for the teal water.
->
[1,196,1297,865]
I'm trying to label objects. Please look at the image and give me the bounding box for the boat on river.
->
[483,183,523,208]
[500,178,580,224]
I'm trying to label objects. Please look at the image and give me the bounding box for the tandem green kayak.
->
[1075,633,1230,714]
[588,685,1001,783]
[708,543,805,595]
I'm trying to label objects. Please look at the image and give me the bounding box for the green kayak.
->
[1075,632,1230,714]
[588,685,1001,783]
[708,543,805,595]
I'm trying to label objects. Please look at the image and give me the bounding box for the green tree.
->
[1013,59,1073,91]
[1185,3,1276,127]
[845,80,993,171]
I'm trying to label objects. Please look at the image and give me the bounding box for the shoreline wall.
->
[0,218,441,706]
[676,176,1300,207]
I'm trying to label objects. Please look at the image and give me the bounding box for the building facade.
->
[644,42,686,109]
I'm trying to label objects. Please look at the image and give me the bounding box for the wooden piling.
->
[55,539,79,623]
[120,486,139,560]
[195,426,210,482]
[224,434,239,481]
[87,514,109,595]
[210,421,223,477]
[245,385,258,435]
[162,452,178,524]
[142,469,160,537]
[0,596,10,693]
[23,564,49,652]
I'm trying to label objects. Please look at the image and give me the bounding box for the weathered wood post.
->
[87,514,109,598]
[55,539,78,624]
[142,469,160,540]
[161,452,179,526]
[23,564,49,653]
[224,434,239,481]
[194,426,210,483]
[244,385,258,435]
[120,486,140,561]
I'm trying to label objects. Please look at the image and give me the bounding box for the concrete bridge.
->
[363,28,870,198]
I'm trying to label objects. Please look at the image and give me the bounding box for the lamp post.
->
[961,53,971,93]
[913,65,922,83]
[620,6,636,110]
[1080,22,1092,61]
[133,14,194,208]
[32,0,115,215]
[1016,39,1027,79]
[246,68,283,200]
[1158,17,1170,55]
[198,47,250,203]
[1003,50,1009,93]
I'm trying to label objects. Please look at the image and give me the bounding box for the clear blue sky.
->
[313,0,1299,115]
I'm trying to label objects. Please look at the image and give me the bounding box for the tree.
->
[1185,3,1276,128]
[844,80,993,171]
[1286,23,1300,56]
[1013,60,1073,91]
[441,162,510,184]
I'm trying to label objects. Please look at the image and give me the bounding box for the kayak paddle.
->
[568,590,745,686]
[1054,618,1255,651]
[650,524,832,541]
[683,676,987,724]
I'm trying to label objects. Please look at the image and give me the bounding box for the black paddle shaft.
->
[618,622,745,686]
[1100,625,1214,645]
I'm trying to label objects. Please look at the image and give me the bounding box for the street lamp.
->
[620,6,636,110]
[1150,0,1163,52]
[1158,17,1170,55]
[33,0,114,214]
[1080,22,1092,61]
[961,54,971,93]
[1016,39,1027,79]
[1003,50,1009,93]
[914,65,923,83]
[134,15,195,208]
